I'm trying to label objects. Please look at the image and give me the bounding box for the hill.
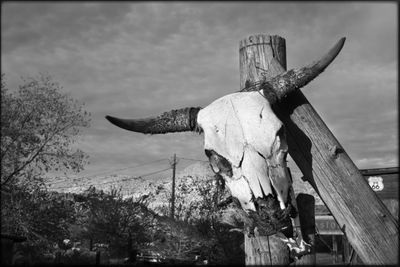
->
[46,159,323,211]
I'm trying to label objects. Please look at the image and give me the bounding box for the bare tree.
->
[1,73,91,188]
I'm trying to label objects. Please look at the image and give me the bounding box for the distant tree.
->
[1,188,77,262]
[1,73,91,188]
[78,186,152,257]
[154,173,245,264]
[1,73,91,263]
[163,174,222,226]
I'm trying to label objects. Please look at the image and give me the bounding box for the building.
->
[313,167,398,264]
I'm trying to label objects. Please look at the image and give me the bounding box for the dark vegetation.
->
[1,73,244,265]
[2,184,245,265]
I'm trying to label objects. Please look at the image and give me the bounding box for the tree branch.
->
[2,121,75,186]
[1,108,37,162]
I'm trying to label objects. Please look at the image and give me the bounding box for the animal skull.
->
[105,37,345,258]
[197,90,291,212]
[195,90,311,258]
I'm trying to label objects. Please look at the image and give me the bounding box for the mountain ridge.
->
[47,160,323,210]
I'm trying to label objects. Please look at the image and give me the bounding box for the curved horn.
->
[106,107,201,134]
[257,37,346,104]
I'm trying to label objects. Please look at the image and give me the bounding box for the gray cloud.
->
[2,2,132,53]
[1,2,397,178]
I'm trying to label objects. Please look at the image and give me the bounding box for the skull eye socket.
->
[204,149,213,158]
[205,149,233,177]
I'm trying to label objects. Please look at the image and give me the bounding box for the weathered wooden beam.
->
[295,193,316,265]
[239,34,398,264]
[240,35,290,266]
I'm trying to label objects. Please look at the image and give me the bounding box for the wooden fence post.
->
[239,34,290,266]
[295,193,316,265]
[240,34,398,264]
[96,251,100,266]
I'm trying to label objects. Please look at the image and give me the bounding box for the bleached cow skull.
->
[106,38,345,257]
[197,90,290,211]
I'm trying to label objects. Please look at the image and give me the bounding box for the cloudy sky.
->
[1,2,398,180]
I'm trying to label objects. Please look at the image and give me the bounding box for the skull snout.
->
[205,139,292,214]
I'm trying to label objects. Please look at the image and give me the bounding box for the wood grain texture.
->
[274,89,398,264]
[264,38,398,264]
[240,34,398,265]
[239,35,286,90]
[240,34,291,266]
[245,235,289,265]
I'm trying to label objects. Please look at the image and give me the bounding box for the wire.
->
[47,155,207,190]
[48,167,170,190]
[76,158,169,179]
[48,167,171,190]
[47,158,169,185]
[177,157,209,163]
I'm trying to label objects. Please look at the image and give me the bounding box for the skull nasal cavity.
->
[205,149,233,177]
